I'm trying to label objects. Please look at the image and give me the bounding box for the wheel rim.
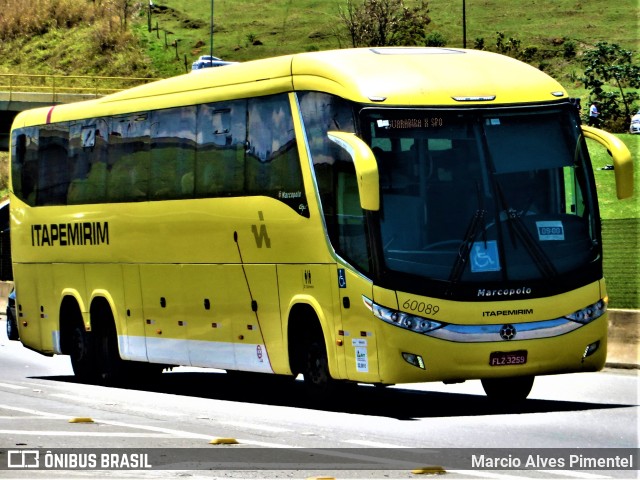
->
[304,341,332,392]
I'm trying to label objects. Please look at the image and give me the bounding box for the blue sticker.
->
[337,268,347,288]
[471,241,501,273]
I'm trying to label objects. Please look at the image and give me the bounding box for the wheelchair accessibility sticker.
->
[471,241,501,273]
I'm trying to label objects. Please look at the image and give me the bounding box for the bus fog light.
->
[402,352,425,369]
[582,340,600,359]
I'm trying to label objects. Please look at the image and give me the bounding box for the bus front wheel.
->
[481,375,534,402]
[303,337,336,397]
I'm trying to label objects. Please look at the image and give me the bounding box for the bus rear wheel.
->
[69,324,97,381]
[481,376,534,402]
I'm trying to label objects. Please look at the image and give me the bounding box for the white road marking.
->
[0,404,69,419]
[0,382,27,390]
[448,470,612,479]
[219,420,292,433]
[539,470,612,479]
[0,403,289,447]
[0,430,175,438]
[50,394,184,417]
[342,439,406,448]
[448,471,546,479]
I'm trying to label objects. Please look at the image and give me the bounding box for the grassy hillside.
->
[140,0,638,85]
[0,0,637,96]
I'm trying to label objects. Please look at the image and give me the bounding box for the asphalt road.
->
[0,316,637,480]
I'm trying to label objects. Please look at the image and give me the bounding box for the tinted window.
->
[150,107,196,200]
[196,100,247,197]
[297,92,367,269]
[12,94,307,216]
[246,95,307,215]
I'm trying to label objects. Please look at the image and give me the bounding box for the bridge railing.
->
[0,73,160,99]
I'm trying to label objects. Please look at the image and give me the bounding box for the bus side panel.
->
[121,264,148,362]
[36,264,58,354]
[182,264,234,370]
[13,264,43,352]
[139,265,190,366]
[205,264,273,373]
[240,265,280,373]
[139,263,278,372]
[337,267,380,383]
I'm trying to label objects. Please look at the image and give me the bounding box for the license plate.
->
[489,350,528,366]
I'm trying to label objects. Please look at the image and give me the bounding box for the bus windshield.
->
[361,106,600,288]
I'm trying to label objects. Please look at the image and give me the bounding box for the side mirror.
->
[581,125,634,200]
[327,131,380,211]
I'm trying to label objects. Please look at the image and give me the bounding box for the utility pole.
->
[462,0,467,48]
[210,0,214,64]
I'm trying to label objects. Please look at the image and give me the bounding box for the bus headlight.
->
[564,299,607,324]
[363,296,444,334]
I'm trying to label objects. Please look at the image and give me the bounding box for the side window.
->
[246,94,308,216]
[68,119,109,204]
[196,100,247,197]
[12,125,72,207]
[36,124,70,206]
[107,113,150,202]
[150,107,196,200]
[298,91,369,270]
[11,129,34,205]
[195,94,308,216]
[12,95,308,212]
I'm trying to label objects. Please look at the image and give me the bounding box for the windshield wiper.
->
[448,182,488,287]
[448,208,487,287]
[495,184,558,279]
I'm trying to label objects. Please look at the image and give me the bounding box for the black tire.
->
[6,310,18,341]
[93,312,128,385]
[69,324,97,381]
[481,375,535,402]
[69,306,124,384]
[302,337,336,398]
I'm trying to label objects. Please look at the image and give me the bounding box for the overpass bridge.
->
[0,73,159,150]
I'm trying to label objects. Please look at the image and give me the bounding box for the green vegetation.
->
[589,134,639,308]
[590,134,639,220]
[0,0,154,77]
[0,0,637,104]
[602,218,639,308]
[138,0,639,82]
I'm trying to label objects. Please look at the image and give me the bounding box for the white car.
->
[191,55,237,71]
[630,109,640,134]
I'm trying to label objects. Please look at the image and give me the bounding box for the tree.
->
[339,0,431,48]
[581,42,640,132]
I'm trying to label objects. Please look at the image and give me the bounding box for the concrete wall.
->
[607,309,640,368]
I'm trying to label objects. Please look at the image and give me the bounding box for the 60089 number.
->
[402,299,440,315]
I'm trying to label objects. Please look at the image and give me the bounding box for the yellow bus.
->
[8,48,633,401]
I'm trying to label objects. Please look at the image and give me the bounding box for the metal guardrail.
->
[0,73,160,98]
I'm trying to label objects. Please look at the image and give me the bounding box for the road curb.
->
[0,281,637,368]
